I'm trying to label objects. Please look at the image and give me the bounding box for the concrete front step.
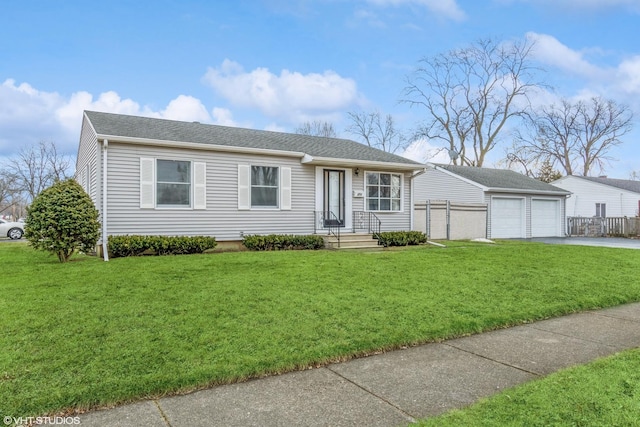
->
[322,233,381,249]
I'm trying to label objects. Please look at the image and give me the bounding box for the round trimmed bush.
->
[25,179,100,262]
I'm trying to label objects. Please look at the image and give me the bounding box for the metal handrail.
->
[368,211,381,240]
[315,211,341,247]
[352,211,382,244]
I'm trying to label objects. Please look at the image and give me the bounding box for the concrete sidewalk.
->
[79,303,640,427]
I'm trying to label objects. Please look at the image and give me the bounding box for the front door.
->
[324,169,345,227]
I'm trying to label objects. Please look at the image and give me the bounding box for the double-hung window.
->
[140,157,206,209]
[366,172,402,211]
[251,166,279,208]
[595,203,606,218]
[157,160,191,207]
[237,164,291,210]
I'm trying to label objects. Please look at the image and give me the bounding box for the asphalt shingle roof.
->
[85,111,421,166]
[573,176,640,194]
[434,163,570,194]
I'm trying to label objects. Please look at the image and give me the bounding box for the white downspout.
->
[409,168,427,231]
[102,139,109,261]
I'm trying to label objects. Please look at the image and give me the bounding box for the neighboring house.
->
[552,175,640,218]
[413,163,571,239]
[75,111,425,255]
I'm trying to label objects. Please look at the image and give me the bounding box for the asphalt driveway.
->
[526,236,640,250]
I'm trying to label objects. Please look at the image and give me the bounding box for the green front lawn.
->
[1,241,639,418]
[415,347,640,427]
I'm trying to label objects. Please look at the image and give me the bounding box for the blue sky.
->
[1,0,639,177]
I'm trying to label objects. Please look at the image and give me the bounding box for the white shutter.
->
[193,162,206,210]
[280,167,291,210]
[238,164,250,210]
[140,157,155,209]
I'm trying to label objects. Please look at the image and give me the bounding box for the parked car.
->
[0,219,24,239]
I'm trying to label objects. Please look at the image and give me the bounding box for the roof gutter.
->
[95,134,307,159]
[486,187,571,196]
[301,154,424,171]
[98,134,425,171]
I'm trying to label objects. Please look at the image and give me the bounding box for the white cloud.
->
[211,107,238,127]
[366,0,466,21]
[524,32,640,113]
[616,55,640,95]
[159,95,211,123]
[401,138,451,163]
[0,79,217,159]
[202,59,361,124]
[55,90,143,135]
[526,32,608,80]
[0,79,70,154]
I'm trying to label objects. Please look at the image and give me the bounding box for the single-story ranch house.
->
[552,175,640,218]
[75,111,425,256]
[413,163,571,239]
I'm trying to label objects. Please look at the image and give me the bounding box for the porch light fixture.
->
[355,168,360,176]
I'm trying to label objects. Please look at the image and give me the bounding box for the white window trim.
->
[314,167,352,229]
[238,164,292,211]
[251,164,280,210]
[140,157,206,210]
[364,170,404,213]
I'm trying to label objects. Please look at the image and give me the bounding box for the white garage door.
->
[531,199,561,237]
[491,197,524,238]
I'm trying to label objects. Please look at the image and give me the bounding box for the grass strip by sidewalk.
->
[414,347,640,427]
[1,241,639,418]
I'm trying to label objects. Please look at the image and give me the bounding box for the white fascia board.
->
[96,134,307,159]
[557,176,640,196]
[487,187,571,196]
[302,155,423,171]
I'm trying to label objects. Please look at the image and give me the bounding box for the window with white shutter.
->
[280,167,291,210]
[238,164,290,210]
[193,162,206,210]
[238,164,250,210]
[140,158,155,208]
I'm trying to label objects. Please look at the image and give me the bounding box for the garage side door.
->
[490,197,524,238]
[531,199,561,237]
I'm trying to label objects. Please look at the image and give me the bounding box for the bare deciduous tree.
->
[0,172,16,207]
[345,111,407,154]
[402,37,543,166]
[508,97,633,176]
[4,141,72,201]
[294,120,337,138]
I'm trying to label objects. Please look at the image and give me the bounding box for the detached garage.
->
[413,164,570,239]
[531,199,562,237]
[491,197,525,238]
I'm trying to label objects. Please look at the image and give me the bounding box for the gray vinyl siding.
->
[103,143,414,239]
[413,168,484,203]
[105,143,316,240]
[74,119,99,204]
